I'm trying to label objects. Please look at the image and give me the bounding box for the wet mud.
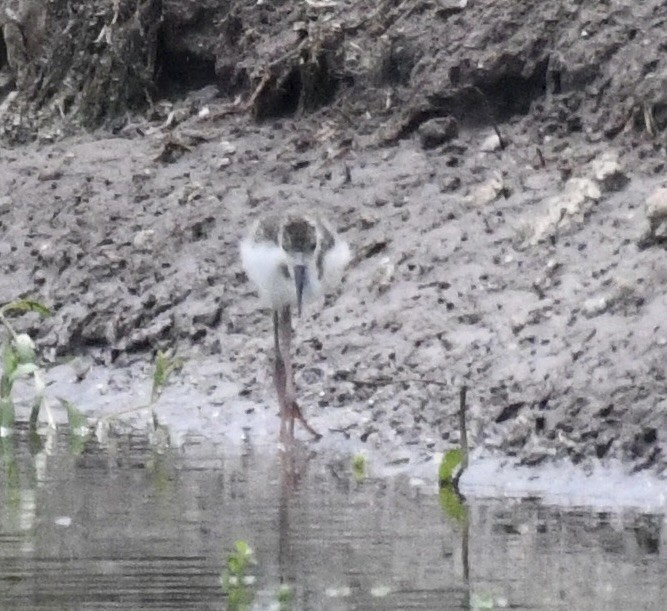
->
[0,0,666,483]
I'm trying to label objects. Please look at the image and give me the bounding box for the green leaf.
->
[58,398,89,435]
[439,448,463,485]
[1,300,51,317]
[13,333,36,363]
[2,342,18,382]
[10,363,38,381]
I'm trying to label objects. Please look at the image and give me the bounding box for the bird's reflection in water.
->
[277,442,316,599]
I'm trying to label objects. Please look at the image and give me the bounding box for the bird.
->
[240,210,351,440]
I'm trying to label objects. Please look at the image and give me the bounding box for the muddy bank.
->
[3,120,666,479]
[0,0,666,478]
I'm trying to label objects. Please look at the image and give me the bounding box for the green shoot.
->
[151,350,184,403]
[1,300,51,317]
[438,448,463,486]
[438,448,467,524]
[352,453,367,481]
[0,299,52,434]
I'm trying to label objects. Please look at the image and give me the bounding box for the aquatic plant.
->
[438,386,471,524]
[0,299,51,435]
[439,448,463,486]
[151,350,184,404]
[221,540,256,610]
[0,298,89,442]
[98,349,184,433]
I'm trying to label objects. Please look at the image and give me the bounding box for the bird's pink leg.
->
[273,310,291,441]
[278,306,321,439]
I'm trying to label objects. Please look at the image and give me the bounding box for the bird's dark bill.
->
[294,265,306,316]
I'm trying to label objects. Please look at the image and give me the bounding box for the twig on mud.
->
[351,376,449,389]
[244,70,274,115]
[100,402,153,422]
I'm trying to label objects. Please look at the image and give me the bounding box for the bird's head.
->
[280,216,319,316]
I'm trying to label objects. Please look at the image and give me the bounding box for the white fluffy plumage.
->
[240,213,350,311]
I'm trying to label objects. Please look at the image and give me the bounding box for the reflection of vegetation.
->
[221,540,256,611]
[470,592,504,609]
[439,485,467,524]
[146,447,172,494]
[352,453,367,481]
[277,584,293,610]
[55,399,90,454]
[0,436,20,512]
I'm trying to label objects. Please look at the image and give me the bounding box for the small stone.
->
[71,356,93,382]
[480,132,502,152]
[373,257,395,294]
[437,0,467,15]
[646,186,667,238]
[523,173,555,191]
[440,175,461,192]
[418,117,458,149]
[0,195,12,215]
[590,153,628,192]
[510,315,526,334]
[526,177,601,245]
[220,140,236,155]
[133,229,155,250]
[465,173,505,206]
[582,296,609,318]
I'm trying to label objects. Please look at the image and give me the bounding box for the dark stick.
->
[459,385,469,472]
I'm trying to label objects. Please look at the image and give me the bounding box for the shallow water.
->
[1,428,665,610]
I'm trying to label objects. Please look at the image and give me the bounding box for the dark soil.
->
[0,0,666,477]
